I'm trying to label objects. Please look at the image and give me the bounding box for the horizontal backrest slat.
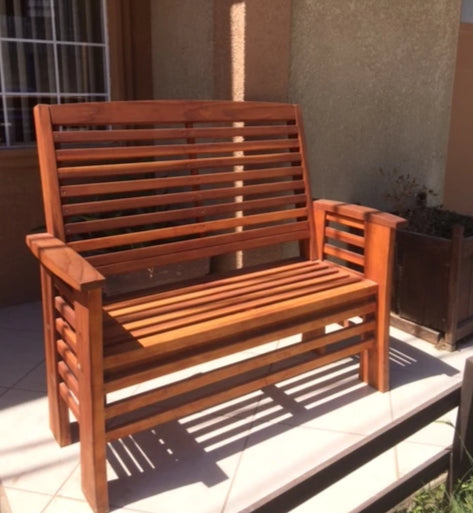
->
[60,166,303,198]
[57,152,303,179]
[62,180,306,216]
[56,138,300,163]
[89,223,310,275]
[53,124,300,144]
[34,100,314,273]
[64,194,307,236]
[69,208,308,253]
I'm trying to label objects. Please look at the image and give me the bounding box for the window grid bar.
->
[0,0,110,147]
[50,0,61,104]
[102,0,111,102]
[2,92,108,98]
[0,50,10,146]
[0,37,106,48]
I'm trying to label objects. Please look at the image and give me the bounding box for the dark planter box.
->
[391,225,473,350]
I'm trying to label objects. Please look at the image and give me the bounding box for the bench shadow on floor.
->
[105,335,458,507]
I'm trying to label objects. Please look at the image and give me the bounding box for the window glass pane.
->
[2,41,56,92]
[462,0,473,22]
[5,95,53,145]
[54,0,103,43]
[0,0,54,40]
[58,44,105,94]
[61,95,106,104]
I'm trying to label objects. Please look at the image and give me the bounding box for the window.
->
[0,0,109,146]
[462,0,473,22]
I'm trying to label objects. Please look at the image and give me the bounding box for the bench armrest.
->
[26,233,105,292]
[313,199,406,230]
[312,199,406,278]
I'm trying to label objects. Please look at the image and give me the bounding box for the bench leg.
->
[79,403,108,513]
[75,289,109,513]
[361,311,389,393]
[40,268,72,446]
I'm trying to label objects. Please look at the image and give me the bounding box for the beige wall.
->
[289,0,461,209]
[150,1,461,209]
[0,149,43,306]
[444,23,473,216]
[151,0,214,99]
[151,0,291,101]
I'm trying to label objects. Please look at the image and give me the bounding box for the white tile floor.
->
[1,301,473,513]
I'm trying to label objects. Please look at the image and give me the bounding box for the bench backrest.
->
[34,100,315,275]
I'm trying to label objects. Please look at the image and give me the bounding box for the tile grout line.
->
[388,375,402,480]
[219,391,269,513]
[50,461,81,504]
[2,485,54,513]
[9,359,45,390]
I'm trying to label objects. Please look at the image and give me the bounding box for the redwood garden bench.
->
[26,100,405,512]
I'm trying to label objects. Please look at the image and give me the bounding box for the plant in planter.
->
[381,169,473,351]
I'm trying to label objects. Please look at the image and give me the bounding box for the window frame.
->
[0,0,111,147]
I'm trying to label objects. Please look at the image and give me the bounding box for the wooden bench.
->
[26,100,405,513]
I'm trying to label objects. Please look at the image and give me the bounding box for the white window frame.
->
[0,0,110,146]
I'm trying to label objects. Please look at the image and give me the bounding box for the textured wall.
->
[444,23,473,216]
[151,0,214,99]
[0,150,43,305]
[289,0,461,208]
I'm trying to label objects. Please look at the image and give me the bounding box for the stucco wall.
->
[0,150,43,305]
[444,22,473,216]
[151,0,214,99]
[289,1,461,209]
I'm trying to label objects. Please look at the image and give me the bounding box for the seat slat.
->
[105,269,350,343]
[56,138,300,163]
[53,124,300,144]
[104,278,375,369]
[106,260,330,318]
[104,299,377,392]
[105,264,341,332]
[60,166,303,198]
[57,152,302,179]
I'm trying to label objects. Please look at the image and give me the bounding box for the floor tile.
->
[289,449,399,513]
[223,422,363,513]
[395,439,452,479]
[403,409,457,447]
[2,488,52,513]
[13,362,47,393]
[0,302,42,332]
[42,495,136,513]
[59,407,257,513]
[0,329,44,388]
[252,358,392,435]
[0,389,79,495]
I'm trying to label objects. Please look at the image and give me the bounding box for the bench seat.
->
[96,259,377,440]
